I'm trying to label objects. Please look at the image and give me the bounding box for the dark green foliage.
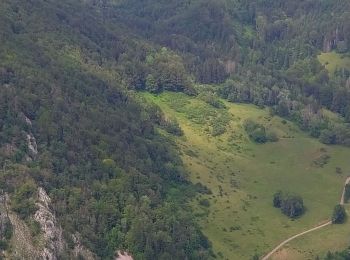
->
[323,248,350,259]
[0,240,8,250]
[344,184,350,203]
[320,129,337,145]
[144,48,195,94]
[161,118,184,136]
[332,205,346,224]
[0,1,212,258]
[0,216,13,251]
[211,124,226,137]
[3,221,13,241]
[266,131,279,142]
[313,154,331,168]
[273,191,283,208]
[273,191,305,218]
[244,119,267,143]
[281,195,305,218]
[243,119,277,143]
[252,254,260,260]
[28,220,41,237]
[199,199,210,208]
[198,92,226,109]
[0,0,349,258]
[11,181,38,220]
[250,128,267,143]
[194,183,212,195]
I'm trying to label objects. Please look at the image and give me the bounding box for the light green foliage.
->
[198,92,226,109]
[318,52,350,75]
[244,119,278,143]
[1,0,350,259]
[145,48,194,93]
[11,181,38,220]
[143,91,350,259]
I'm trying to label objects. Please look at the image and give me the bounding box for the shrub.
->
[161,118,183,136]
[273,191,305,218]
[250,127,267,143]
[28,220,41,237]
[211,124,226,136]
[243,119,277,143]
[0,240,8,250]
[3,220,13,240]
[344,184,350,203]
[266,131,279,142]
[332,204,346,224]
[198,92,226,109]
[11,181,38,219]
[199,199,210,207]
[313,154,331,167]
[243,119,260,133]
[319,129,336,145]
[194,183,212,195]
[273,191,282,208]
[281,195,304,218]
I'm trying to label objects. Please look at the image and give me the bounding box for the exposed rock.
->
[25,155,33,162]
[224,59,236,74]
[20,113,33,127]
[27,133,38,157]
[116,251,133,260]
[0,143,17,157]
[34,187,65,260]
[1,187,95,259]
[4,192,41,259]
[72,233,96,260]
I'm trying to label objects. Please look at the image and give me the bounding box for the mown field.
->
[142,91,350,260]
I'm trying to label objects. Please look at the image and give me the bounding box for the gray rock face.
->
[116,251,133,260]
[26,133,38,157]
[21,113,33,127]
[72,233,96,260]
[34,187,65,260]
[34,188,97,259]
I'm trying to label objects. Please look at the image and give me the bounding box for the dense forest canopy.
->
[0,0,350,259]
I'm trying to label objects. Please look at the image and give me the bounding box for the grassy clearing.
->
[318,52,350,74]
[272,205,350,260]
[142,91,350,260]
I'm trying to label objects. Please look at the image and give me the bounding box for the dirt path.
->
[262,176,350,260]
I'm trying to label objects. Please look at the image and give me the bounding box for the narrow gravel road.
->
[262,176,350,260]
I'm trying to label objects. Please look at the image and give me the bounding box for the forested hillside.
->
[0,1,211,259]
[0,0,350,259]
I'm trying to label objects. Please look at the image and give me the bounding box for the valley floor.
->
[142,91,350,259]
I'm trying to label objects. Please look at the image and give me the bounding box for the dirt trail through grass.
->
[263,176,350,260]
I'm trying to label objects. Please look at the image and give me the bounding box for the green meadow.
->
[318,52,350,74]
[271,212,350,260]
[142,91,350,259]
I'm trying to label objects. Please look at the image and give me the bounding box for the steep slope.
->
[0,0,211,259]
[0,0,350,259]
